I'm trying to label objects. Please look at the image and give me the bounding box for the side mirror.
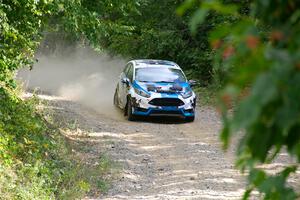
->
[121,77,130,86]
[188,80,197,87]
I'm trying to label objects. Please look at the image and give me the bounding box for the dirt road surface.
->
[36,94,299,200]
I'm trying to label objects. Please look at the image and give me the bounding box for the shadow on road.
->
[133,116,187,124]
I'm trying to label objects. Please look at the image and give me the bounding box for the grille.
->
[151,110,182,115]
[149,98,184,107]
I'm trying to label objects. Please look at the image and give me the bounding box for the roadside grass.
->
[41,99,117,198]
[55,152,115,199]
[0,86,114,199]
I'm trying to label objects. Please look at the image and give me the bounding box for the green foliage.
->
[0,0,114,199]
[182,0,300,199]
[0,86,97,199]
[37,0,227,84]
[86,0,222,83]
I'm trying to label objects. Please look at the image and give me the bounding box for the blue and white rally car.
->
[113,59,197,122]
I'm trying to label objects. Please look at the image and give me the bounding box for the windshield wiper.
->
[138,80,150,82]
[156,81,173,83]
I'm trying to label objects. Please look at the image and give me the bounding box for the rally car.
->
[113,59,197,122]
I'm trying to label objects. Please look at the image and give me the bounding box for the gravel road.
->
[39,94,299,200]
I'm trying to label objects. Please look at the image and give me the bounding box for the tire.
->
[185,116,195,122]
[126,97,136,121]
[113,89,118,106]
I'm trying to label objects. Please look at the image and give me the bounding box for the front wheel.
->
[126,98,136,121]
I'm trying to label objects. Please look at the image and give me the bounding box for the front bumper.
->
[133,106,195,118]
[130,92,196,118]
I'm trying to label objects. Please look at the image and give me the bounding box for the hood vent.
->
[146,84,157,92]
[146,83,183,93]
[169,84,183,92]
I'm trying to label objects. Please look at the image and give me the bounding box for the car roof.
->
[130,59,181,69]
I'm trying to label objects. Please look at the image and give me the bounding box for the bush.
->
[0,86,94,199]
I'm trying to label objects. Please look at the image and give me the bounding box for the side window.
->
[123,63,130,75]
[127,64,134,82]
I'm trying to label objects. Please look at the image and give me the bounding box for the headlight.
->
[181,90,193,99]
[134,88,151,98]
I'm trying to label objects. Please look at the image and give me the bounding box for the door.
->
[119,63,132,108]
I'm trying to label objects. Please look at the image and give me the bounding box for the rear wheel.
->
[113,89,118,106]
[185,116,195,122]
[126,97,136,121]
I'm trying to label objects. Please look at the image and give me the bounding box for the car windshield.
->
[135,67,186,83]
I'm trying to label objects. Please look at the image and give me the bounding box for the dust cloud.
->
[18,47,126,119]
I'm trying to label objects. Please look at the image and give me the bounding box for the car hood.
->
[133,81,190,93]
